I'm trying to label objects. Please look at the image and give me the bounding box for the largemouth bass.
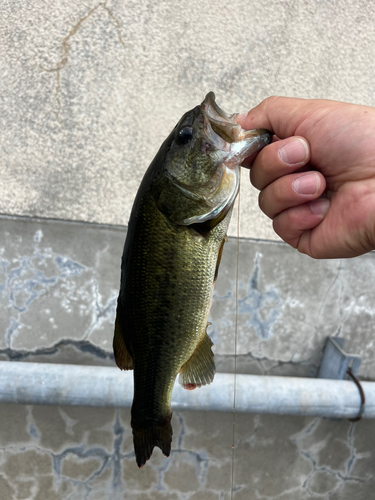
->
[113,92,272,467]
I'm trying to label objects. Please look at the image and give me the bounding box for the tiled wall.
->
[0,217,374,499]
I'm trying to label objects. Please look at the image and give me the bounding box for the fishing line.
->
[231,169,240,499]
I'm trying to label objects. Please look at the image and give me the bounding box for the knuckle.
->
[263,95,279,110]
[250,168,263,190]
[258,191,266,211]
[273,212,299,249]
[250,145,280,190]
[272,179,288,205]
[258,191,273,219]
[272,219,294,246]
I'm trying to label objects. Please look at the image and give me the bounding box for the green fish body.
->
[114,92,272,467]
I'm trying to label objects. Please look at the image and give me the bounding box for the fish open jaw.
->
[201,92,272,168]
[201,92,272,160]
[202,91,242,144]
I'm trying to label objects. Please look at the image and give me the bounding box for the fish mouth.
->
[201,91,272,161]
[163,93,273,227]
[176,92,272,226]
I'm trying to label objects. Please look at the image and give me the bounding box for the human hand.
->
[236,97,375,259]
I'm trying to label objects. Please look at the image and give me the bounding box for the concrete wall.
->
[2,0,375,239]
[1,218,375,499]
[1,1,375,499]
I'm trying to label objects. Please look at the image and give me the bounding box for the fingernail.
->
[310,198,330,216]
[279,138,309,165]
[233,112,247,124]
[292,172,320,195]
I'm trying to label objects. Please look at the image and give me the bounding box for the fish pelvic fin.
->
[113,313,134,370]
[132,417,173,468]
[178,331,215,390]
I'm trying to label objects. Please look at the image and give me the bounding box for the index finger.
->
[236,96,328,139]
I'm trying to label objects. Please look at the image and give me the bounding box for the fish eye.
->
[176,126,193,145]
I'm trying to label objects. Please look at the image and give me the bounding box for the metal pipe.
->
[0,361,374,419]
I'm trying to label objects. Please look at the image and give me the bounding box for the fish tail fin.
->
[132,418,173,468]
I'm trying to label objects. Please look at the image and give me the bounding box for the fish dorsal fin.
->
[178,331,215,390]
[113,314,134,370]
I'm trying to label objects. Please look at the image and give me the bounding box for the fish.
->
[113,92,272,468]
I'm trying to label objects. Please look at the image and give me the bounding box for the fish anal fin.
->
[113,314,133,370]
[178,331,215,390]
[214,235,227,283]
[132,417,173,468]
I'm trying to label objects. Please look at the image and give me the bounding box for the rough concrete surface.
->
[1,0,375,239]
[1,215,375,498]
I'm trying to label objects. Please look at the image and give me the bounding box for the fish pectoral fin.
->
[178,331,215,390]
[113,314,134,370]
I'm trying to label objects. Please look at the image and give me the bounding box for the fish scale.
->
[122,196,220,374]
[113,92,272,467]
